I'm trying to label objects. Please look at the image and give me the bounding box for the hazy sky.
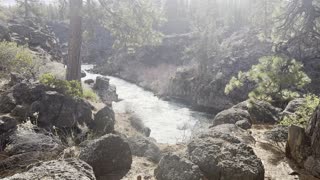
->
[2,0,54,6]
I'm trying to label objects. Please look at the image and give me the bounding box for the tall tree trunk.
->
[67,0,83,81]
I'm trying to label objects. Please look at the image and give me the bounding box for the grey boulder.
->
[188,130,264,180]
[79,134,132,180]
[92,106,115,135]
[3,159,96,180]
[212,107,251,126]
[154,154,203,180]
[128,135,161,163]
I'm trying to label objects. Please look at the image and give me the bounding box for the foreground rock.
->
[0,116,17,150]
[154,154,203,180]
[287,105,320,178]
[128,135,161,163]
[0,122,64,176]
[94,76,118,104]
[31,91,93,129]
[188,130,264,180]
[79,134,132,180]
[209,124,256,145]
[3,159,96,180]
[91,106,115,135]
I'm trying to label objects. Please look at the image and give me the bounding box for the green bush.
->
[281,94,320,127]
[83,88,98,102]
[0,41,40,79]
[225,55,311,106]
[40,73,82,98]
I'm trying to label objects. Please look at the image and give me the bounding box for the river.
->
[82,65,211,144]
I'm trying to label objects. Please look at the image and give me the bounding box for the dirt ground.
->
[251,125,319,180]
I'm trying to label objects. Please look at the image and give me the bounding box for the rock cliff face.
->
[286,105,320,178]
[92,33,192,94]
[47,21,114,64]
[166,29,273,113]
[6,18,63,61]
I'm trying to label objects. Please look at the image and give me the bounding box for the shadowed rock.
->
[79,134,132,180]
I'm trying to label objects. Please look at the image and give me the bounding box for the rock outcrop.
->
[284,98,305,113]
[0,116,17,150]
[154,154,203,180]
[79,134,132,180]
[93,76,118,104]
[209,124,256,145]
[0,122,64,177]
[3,159,96,180]
[188,130,264,180]
[167,29,272,113]
[286,105,320,178]
[0,93,16,114]
[128,135,161,163]
[8,18,63,61]
[248,101,282,124]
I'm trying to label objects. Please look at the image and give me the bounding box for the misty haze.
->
[0,0,319,180]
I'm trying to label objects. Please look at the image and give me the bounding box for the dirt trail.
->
[250,125,319,180]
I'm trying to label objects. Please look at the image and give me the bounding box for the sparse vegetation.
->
[281,94,320,127]
[0,41,41,79]
[40,73,82,98]
[83,88,98,102]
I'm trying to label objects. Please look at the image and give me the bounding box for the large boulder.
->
[84,79,94,85]
[0,116,17,150]
[286,125,312,165]
[129,114,151,137]
[128,135,161,163]
[31,91,93,129]
[0,122,64,176]
[284,98,306,114]
[81,70,87,78]
[79,134,132,180]
[12,82,48,105]
[92,106,115,135]
[93,76,118,104]
[188,130,264,180]
[10,105,28,122]
[0,116,17,134]
[3,159,96,180]
[212,107,251,126]
[154,154,203,180]
[0,93,16,113]
[248,101,282,124]
[9,24,34,38]
[209,124,256,145]
[94,76,110,90]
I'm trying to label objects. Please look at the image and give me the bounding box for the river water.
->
[82,65,211,144]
